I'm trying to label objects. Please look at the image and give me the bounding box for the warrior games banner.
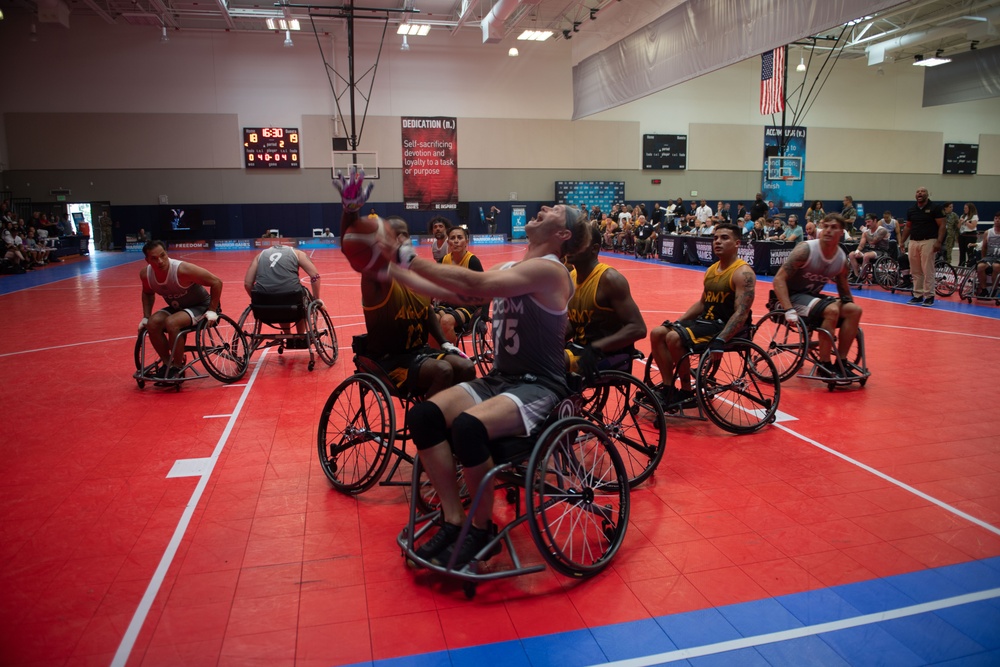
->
[402,117,458,211]
[762,126,807,209]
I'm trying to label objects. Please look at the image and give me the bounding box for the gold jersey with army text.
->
[701,258,748,323]
[567,263,616,346]
[363,280,432,357]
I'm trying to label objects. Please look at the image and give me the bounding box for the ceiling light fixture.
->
[796,56,806,72]
[266,18,300,31]
[508,47,518,56]
[160,25,169,43]
[516,29,553,41]
[283,29,293,47]
[396,23,431,36]
[562,28,572,40]
[401,34,409,51]
[913,51,950,67]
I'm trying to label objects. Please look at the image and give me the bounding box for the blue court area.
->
[0,252,142,296]
[352,556,1000,667]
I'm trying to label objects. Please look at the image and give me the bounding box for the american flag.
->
[760,47,785,115]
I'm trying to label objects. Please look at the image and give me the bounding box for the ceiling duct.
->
[481,0,540,44]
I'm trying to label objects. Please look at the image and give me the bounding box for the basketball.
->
[341,216,395,274]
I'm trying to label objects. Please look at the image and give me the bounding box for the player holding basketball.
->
[334,169,473,397]
[139,240,223,380]
[392,204,591,569]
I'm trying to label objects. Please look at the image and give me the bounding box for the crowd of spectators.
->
[1,200,67,273]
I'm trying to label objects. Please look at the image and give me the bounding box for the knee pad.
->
[408,401,448,450]
[451,413,491,468]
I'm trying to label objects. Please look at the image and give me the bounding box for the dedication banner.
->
[762,126,807,210]
[402,117,458,211]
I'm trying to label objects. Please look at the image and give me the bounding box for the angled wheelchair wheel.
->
[873,255,900,291]
[696,340,780,434]
[133,330,156,389]
[752,312,807,383]
[470,314,494,376]
[578,370,665,489]
[526,417,629,579]
[236,304,263,356]
[934,260,958,297]
[197,314,250,383]
[309,305,339,367]
[317,375,395,494]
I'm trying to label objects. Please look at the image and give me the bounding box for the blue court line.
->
[350,556,1000,667]
[0,252,142,296]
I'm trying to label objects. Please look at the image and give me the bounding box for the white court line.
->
[203,414,232,419]
[775,422,1000,537]
[646,360,999,536]
[111,347,270,667]
[0,335,135,358]
[587,587,1000,667]
[863,321,1000,341]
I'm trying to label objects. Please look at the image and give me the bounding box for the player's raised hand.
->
[333,165,373,212]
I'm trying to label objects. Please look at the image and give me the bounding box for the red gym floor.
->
[1,244,998,666]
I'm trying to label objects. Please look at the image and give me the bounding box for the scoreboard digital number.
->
[942,143,978,175]
[642,134,687,170]
[244,127,300,168]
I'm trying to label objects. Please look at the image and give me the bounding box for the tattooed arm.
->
[718,265,756,342]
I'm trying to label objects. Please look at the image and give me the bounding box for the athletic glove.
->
[784,309,799,327]
[204,311,219,325]
[313,298,324,309]
[577,344,603,381]
[394,243,417,269]
[138,317,148,332]
[707,337,726,355]
[441,342,468,358]
[333,166,373,212]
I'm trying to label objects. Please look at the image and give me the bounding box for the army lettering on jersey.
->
[567,263,615,346]
[701,258,748,323]
[364,280,432,357]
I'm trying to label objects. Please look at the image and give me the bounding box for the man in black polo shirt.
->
[899,186,945,306]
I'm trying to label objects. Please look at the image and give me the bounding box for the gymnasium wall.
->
[1,11,999,208]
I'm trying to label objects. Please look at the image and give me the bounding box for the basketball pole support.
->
[278,1,418,157]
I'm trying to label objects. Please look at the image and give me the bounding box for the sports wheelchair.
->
[317,335,666,495]
[641,325,780,434]
[752,292,870,390]
[316,335,423,494]
[398,401,630,599]
[871,251,957,298]
[237,290,338,371]
[133,310,250,390]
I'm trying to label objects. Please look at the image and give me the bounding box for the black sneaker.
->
[816,362,838,378]
[433,522,494,569]
[979,289,989,298]
[414,521,462,562]
[922,297,935,307]
[166,366,187,380]
[906,296,923,305]
[672,388,698,409]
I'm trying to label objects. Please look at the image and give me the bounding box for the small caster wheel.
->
[308,361,315,371]
[463,582,476,599]
[136,379,145,389]
[859,378,868,387]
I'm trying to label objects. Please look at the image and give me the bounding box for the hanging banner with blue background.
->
[762,126,806,209]
[511,205,527,239]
